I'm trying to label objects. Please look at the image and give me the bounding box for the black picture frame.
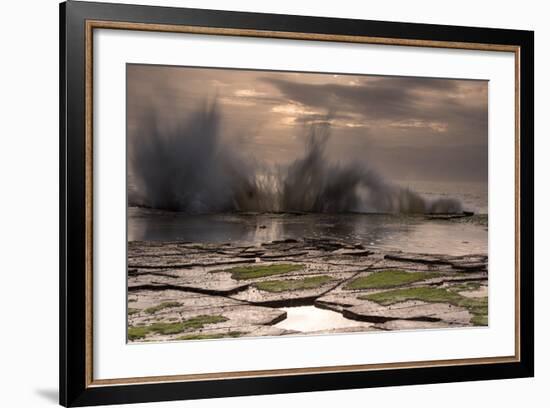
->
[60,1,534,406]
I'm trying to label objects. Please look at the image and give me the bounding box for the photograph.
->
[126,64,489,343]
[55,1,535,405]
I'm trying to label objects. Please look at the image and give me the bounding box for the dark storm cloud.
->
[127,65,488,184]
[262,76,487,131]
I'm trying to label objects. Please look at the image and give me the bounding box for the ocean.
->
[127,180,487,256]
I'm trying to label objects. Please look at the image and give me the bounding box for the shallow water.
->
[128,208,487,256]
[274,306,370,332]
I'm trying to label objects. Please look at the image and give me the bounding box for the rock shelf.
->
[127,239,488,342]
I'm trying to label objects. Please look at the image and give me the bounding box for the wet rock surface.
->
[343,300,471,324]
[127,239,488,342]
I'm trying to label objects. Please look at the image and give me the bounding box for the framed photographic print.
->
[59,1,534,406]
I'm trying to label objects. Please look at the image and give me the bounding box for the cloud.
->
[127,64,488,183]
[261,76,487,138]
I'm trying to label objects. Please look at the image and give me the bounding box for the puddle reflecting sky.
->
[274,306,371,332]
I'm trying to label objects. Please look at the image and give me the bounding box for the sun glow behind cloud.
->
[127,64,488,183]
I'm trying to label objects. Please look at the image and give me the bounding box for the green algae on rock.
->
[144,301,182,315]
[360,286,460,304]
[345,270,443,290]
[128,326,150,340]
[227,264,304,280]
[360,286,488,326]
[128,308,140,316]
[448,282,482,292]
[128,314,229,340]
[471,314,488,326]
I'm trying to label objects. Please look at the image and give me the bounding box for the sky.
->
[127,64,488,185]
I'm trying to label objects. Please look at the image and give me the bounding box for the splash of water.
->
[128,103,462,214]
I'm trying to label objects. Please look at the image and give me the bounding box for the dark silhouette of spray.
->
[128,102,463,214]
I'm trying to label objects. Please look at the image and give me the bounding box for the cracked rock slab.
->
[230,272,355,307]
[128,289,287,342]
[374,319,456,330]
[343,300,472,324]
[128,272,251,295]
[384,252,451,264]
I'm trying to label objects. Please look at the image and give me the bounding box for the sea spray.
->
[128,102,463,214]
[129,101,255,212]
